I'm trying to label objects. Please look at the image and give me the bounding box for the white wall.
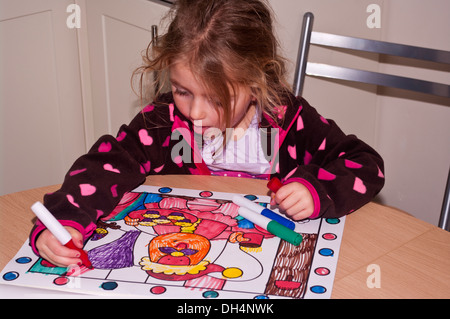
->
[270,0,450,225]
[376,0,450,225]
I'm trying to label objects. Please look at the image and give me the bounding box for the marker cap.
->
[267,221,303,246]
[261,208,295,230]
[31,202,71,245]
[267,177,283,193]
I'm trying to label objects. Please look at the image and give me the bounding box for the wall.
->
[270,0,450,225]
[376,0,450,225]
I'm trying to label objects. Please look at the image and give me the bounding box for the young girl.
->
[32,0,384,267]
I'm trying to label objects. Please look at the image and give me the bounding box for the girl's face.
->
[169,61,255,135]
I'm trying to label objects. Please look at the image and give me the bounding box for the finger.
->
[291,207,314,221]
[278,194,301,212]
[44,238,83,267]
[269,192,277,206]
[283,201,307,218]
[50,256,83,268]
[66,227,84,249]
[277,190,306,213]
[274,183,301,204]
[274,188,289,204]
[46,233,81,258]
[290,210,308,221]
[39,244,82,268]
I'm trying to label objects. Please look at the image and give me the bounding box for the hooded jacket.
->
[29,92,384,255]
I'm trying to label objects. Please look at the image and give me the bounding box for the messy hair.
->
[133,0,291,127]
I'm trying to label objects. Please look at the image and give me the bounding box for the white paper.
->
[1,185,345,299]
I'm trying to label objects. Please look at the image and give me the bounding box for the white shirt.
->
[201,112,271,175]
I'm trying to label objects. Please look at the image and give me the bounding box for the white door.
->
[0,0,86,195]
[85,0,170,140]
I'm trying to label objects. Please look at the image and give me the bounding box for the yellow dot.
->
[171,251,184,257]
[222,267,243,279]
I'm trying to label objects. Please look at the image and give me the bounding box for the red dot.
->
[322,233,337,240]
[199,191,213,197]
[314,267,330,276]
[150,286,166,294]
[54,276,69,286]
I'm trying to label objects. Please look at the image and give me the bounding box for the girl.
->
[32,0,384,267]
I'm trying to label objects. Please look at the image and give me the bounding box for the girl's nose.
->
[189,98,206,121]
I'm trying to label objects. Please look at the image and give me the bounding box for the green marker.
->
[238,206,303,246]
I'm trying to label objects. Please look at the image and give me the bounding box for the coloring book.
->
[0,185,345,298]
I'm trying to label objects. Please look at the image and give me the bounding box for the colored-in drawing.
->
[0,185,345,299]
[89,230,140,269]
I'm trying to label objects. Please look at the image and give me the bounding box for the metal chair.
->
[439,168,450,231]
[293,12,450,230]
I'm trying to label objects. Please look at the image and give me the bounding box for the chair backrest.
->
[293,12,450,231]
[293,12,450,98]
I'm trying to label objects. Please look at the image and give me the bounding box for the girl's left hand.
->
[270,182,314,221]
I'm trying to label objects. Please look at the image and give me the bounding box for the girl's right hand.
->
[35,227,84,267]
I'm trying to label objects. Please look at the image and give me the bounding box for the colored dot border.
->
[306,216,345,298]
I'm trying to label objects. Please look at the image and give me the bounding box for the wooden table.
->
[1,175,449,298]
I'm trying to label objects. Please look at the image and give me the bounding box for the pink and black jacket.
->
[29,92,384,254]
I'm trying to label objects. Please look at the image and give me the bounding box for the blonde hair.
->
[133,0,291,127]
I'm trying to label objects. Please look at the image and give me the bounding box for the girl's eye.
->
[173,87,190,97]
[207,96,222,107]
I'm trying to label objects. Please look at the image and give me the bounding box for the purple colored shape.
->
[88,230,140,269]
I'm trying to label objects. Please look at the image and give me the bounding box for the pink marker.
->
[31,201,92,268]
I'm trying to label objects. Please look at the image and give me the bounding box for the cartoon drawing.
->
[0,185,345,299]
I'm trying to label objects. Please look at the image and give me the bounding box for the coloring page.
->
[1,185,345,299]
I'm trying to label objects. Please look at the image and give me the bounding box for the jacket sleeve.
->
[29,103,173,255]
[279,97,385,219]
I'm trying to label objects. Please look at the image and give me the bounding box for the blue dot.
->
[319,248,334,257]
[3,271,19,281]
[254,294,269,299]
[310,285,327,294]
[16,257,32,264]
[244,194,258,201]
[202,290,219,298]
[158,187,172,194]
[101,281,118,290]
